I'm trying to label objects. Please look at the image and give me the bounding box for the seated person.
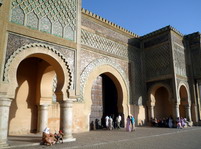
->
[54,130,64,143]
[176,117,182,129]
[42,127,56,146]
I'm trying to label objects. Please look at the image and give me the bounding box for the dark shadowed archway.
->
[90,73,123,129]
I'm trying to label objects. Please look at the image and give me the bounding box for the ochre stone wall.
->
[73,103,89,132]
[48,103,60,133]
[9,58,38,135]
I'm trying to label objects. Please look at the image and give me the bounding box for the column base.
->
[0,142,9,148]
[63,137,76,143]
[188,121,193,127]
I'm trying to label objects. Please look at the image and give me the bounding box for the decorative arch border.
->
[78,57,130,102]
[3,43,72,97]
[177,81,191,105]
[147,82,173,106]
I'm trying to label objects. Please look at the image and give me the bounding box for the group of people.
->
[176,117,192,129]
[105,114,122,130]
[126,115,136,132]
[151,117,174,128]
[151,116,192,128]
[91,114,136,132]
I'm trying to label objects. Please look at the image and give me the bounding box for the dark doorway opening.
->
[102,74,118,118]
[90,74,119,130]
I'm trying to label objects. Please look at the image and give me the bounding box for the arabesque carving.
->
[3,43,72,89]
[78,57,129,102]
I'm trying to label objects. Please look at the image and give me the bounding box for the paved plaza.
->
[5,127,201,149]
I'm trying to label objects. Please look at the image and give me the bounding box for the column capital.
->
[0,98,12,107]
[37,104,49,110]
[60,99,76,108]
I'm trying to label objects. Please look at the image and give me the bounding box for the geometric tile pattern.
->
[81,29,130,59]
[26,11,38,29]
[52,75,57,103]
[173,43,187,77]
[145,43,171,80]
[10,0,77,41]
[130,49,143,105]
[190,48,201,77]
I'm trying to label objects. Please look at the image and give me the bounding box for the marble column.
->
[148,105,154,121]
[186,105,192,122]
[174,103,180,118]
[37,104,49,133]
[60,100,75,141]
[191,103,198,124]
[0,98,12,147]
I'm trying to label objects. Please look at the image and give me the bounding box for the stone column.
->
[173,103,180,126]
[150,106,154,119]
[174,103,180,118]
[186,105,192,122]
[0,98,12,147]
[148,105,154,121]
[191,103,198,125]
[197,83,201,120]
[60,100,75,141]
[37,104,49,133]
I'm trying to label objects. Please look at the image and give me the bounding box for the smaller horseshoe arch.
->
[178,82,191,120]
[147,83,173,120]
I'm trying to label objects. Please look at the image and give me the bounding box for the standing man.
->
[131,116,136,131]
[105,115,109,129]
[109,116,113,130]
[116,114,122,129]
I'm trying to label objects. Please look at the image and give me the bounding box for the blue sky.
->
[82,0,201,36]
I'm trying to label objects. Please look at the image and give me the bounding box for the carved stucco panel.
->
[145,43,171,80]
[173,43,187,77]
[5,33,75,89]
[78,57,130,103]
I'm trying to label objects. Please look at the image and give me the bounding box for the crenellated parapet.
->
[81,8,139,38]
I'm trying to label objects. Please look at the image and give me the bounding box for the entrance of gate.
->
[148,83,173,122]
[179,85,189,119]
[90,74,122,129]
[154,87,172,119]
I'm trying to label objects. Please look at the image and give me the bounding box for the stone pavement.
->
[4,126,201,149]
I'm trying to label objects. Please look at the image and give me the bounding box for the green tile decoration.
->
[10,0,77,41]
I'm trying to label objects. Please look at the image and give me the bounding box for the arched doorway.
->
[102,74,118,117]
[90,74,121,129]
[179,85,189,118]
[154,87,172,119]
[81,60,129,131]
[148,83,173,122]
[8,57,60,135]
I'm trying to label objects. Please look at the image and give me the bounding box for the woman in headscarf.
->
[42,127,56,145]
[126,115,131,132]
